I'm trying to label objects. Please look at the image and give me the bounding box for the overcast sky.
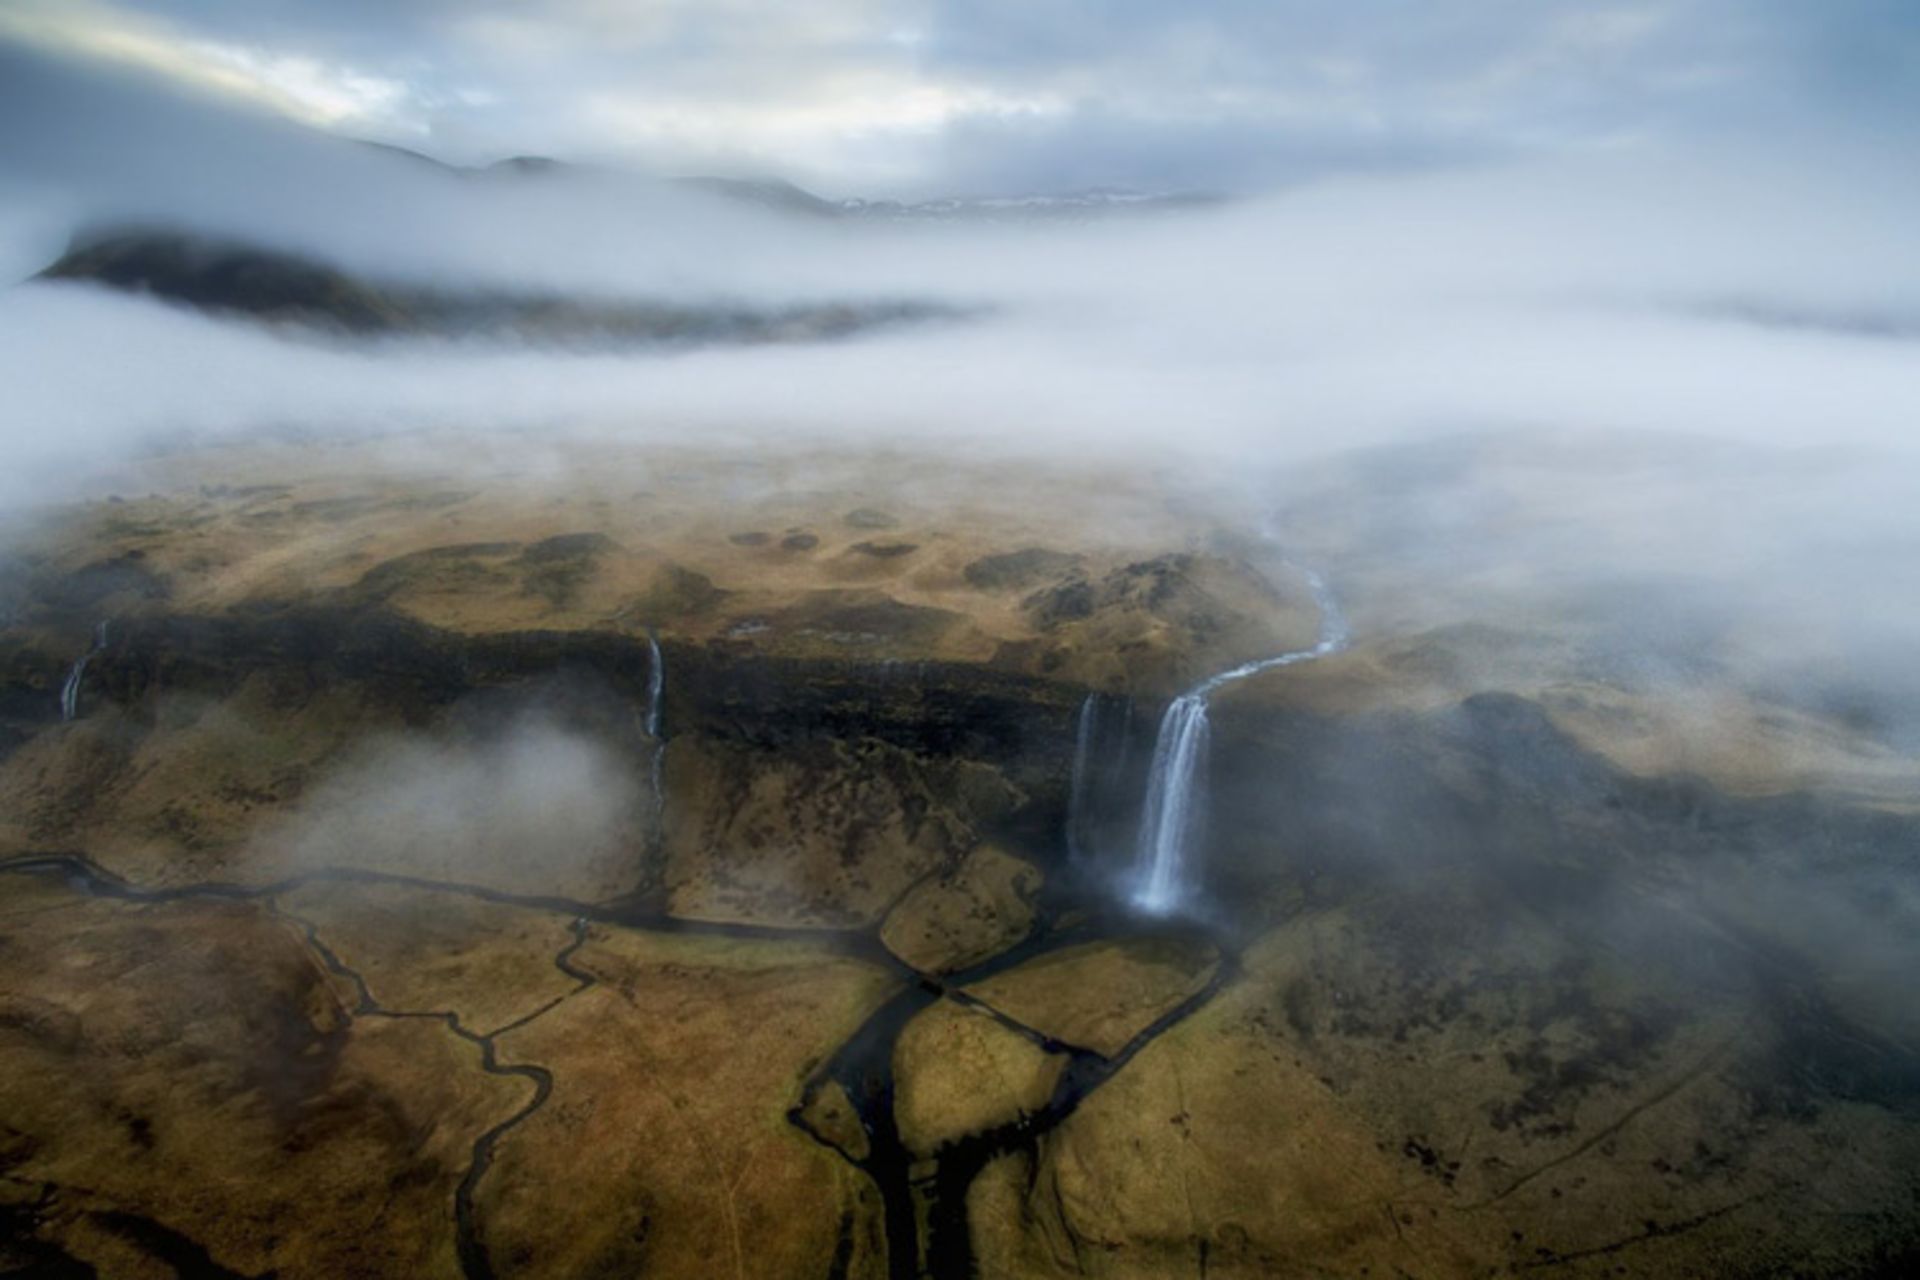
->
[1,0,1916,196]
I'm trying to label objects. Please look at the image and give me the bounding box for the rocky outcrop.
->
[660,735,977,928]
[0,603,1086,913]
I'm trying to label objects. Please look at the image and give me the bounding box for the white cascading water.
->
[644,631,665,739]
[1131,568,1348,914]
[59,620,110,723]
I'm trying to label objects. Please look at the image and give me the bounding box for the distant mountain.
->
[1697,297,1920,341]
[353,140,1223,222]
[487,154,572,177]
[674,176,841,218]
[36,228,966,348]
[834,187,1226,222]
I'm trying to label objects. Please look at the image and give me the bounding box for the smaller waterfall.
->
[644,631,667,848]
[644,631,665,740]
[59,621,110,723]
[1067,692,1134,864]
[1067,695,1100,862]
[1130,567,1347,914]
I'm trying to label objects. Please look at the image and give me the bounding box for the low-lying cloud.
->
[263,714,644,896]
[4,42,1920,762]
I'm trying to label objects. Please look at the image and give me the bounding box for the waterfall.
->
[59,621,110,723]
[1067,695,1100,862]
[1130,693,1211,911]
[644,631,665,740]
[644,631,667,848]
[1130,568,1347,914]
[1067,692,1134,864]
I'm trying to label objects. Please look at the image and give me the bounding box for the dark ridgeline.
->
[36,227,967,349]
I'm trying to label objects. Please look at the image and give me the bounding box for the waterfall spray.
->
[1130,568,1347,914]
[59,621,110,723]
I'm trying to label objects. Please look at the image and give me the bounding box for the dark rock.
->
[521,533,618,562]
[634,565,727,619]
[37,228,965,350]
[351,543,521,603]
[38,552,170,613]
[768,593,959,648]
[517,534,618,607]
[1022,577,1096,628]
[963,548,1081,591]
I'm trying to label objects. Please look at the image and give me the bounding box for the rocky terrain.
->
[0,436,1916,1277]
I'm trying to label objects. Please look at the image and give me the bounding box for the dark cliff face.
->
[13,597,1920,921]
[34,228,968,348]
[0,602,1085,921]
[70,607,1079,774]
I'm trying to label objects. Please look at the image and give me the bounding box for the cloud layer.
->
[3,1,1918,194]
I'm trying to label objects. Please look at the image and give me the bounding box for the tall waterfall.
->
[59,621,110,723]
[1131,568,1347,914]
